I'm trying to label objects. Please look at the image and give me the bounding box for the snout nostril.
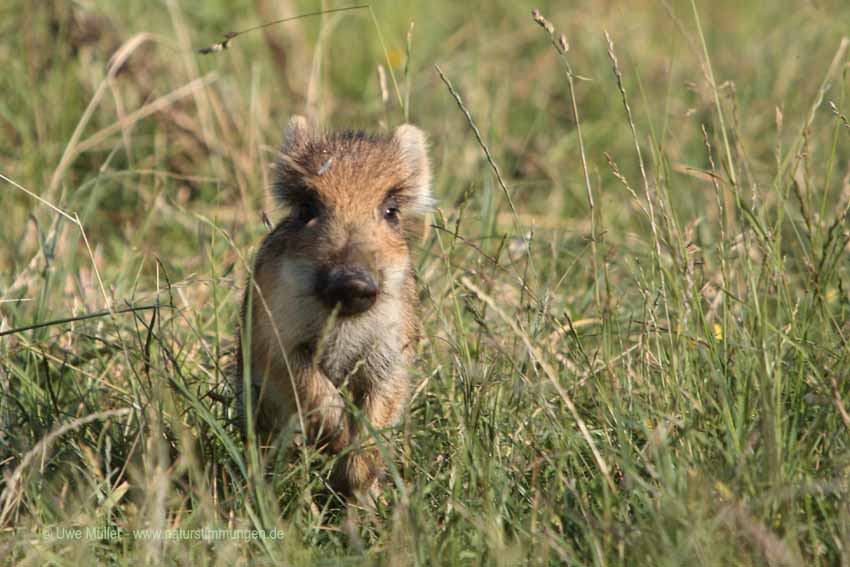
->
[344,277,378,299]
[315,267,379,316]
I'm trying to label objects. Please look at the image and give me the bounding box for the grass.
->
[1,0,850,564]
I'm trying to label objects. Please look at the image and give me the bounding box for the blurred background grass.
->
[1,0,850,565]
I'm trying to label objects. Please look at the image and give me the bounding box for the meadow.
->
[2,0,850,564]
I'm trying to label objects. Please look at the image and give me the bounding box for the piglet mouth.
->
[314,266,379,317]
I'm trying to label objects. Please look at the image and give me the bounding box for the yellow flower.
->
[825,288,837,303]
[713,324,723,340]
[386,48,405,69]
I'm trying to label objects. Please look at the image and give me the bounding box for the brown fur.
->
[233,116,432,499]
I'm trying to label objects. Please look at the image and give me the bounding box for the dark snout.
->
[314,266,379,316]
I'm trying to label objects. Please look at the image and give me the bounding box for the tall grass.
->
[1,0,849,564]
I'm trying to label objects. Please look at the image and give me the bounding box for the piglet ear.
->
[393,124,433,214]
[274,115,312,206]
[282,115,310,154]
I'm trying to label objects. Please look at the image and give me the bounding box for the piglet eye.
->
[382,196,401,226]
[294,199,320,224]
[384,205,400,225]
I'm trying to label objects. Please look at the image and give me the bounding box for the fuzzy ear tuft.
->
[273,115,312,206]
[394,124,433,214]
[282,115,310,154]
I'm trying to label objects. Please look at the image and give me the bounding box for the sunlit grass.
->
[1,0,849,564]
